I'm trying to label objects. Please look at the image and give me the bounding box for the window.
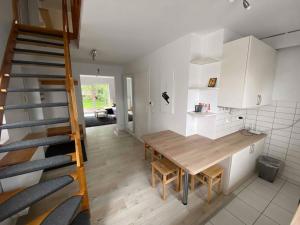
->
[81,84,111,111]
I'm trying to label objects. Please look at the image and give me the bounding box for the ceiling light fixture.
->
[243,0,251,10]
[90,49,97,61]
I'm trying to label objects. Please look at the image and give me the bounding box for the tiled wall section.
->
[215,108,246,139]
[245,101,300,185]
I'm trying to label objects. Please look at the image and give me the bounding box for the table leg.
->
[182,170,189,205]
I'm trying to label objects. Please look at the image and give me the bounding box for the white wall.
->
[0,0,12,64]
[0,1,32,150]
[125,34,192,138]
[272,46,300,102]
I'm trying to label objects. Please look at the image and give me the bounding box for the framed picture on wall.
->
[208,78,217,87]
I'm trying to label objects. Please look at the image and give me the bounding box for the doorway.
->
[124,77,134,133]
[80,75,117,127]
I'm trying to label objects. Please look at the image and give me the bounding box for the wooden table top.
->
[142,130,266,175]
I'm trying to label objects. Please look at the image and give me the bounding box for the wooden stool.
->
[151,158,180,200]
[190,165,223,203]
[144,143,161,161]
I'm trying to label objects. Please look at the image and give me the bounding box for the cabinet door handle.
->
[249,145,255,154]
[257,94,262,105]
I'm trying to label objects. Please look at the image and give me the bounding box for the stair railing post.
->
[62,0,90,212]
[12,0,20,24]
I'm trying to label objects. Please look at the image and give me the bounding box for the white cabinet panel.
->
[218,37,249,108]
[228,146,251,189]
[226,138,266,193]
[219,36,276,108]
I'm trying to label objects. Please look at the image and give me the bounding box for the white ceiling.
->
[77,0,300,64]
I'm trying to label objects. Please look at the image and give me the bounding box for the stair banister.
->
[62,0,90,211]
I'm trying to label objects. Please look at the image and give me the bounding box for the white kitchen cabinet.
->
[224,138,265,193]
[218,36,276,108]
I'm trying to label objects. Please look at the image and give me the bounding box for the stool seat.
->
[191,164,224,203]
[201,165,223,178]
[151,158,178,175]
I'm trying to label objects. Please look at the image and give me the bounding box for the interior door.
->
[133,71,150,138]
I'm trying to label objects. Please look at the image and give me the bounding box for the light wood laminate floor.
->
[19,125,233,225]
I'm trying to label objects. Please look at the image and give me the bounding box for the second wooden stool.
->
[151,158,180,200]
[190,165,223,203]
[144,143,161,161]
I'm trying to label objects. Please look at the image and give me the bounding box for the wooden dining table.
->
[142,129,266,205]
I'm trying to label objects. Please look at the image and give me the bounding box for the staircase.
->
[0,0,90,224]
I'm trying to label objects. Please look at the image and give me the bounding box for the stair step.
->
[14,48,64,58]
[0,155,72,179]
[41,196,82,225]
[3,88,66,93]
[18,31,64,41]
[0,135,70,153]
[10,73,65,79]
[12,60,65,68]
[16,37,64,49]
[40,79,78,86]
[71,211,90,225]
[1,102,68,110]
[0,175,74,222]
[17,24,63,39]
[0,118,69,130]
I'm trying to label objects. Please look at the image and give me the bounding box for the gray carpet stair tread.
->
[3,102,68,110]
[0,155,72,179]
[0,118,69,129]
[0,175,74,222]
[41,195,82,225]
[71,210,90,225]
[0,135,70,153]
[18,27,63,38]
[12,60,65,68]
[14,48,64,57]
[16,37,64,48]
[11,73,65,79]
[6,88,66,92]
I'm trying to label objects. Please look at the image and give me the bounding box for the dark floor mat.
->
[84,116,116,127]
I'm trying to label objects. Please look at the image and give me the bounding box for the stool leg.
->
[207,177,213,203]
[163,175,167,200]
[190,175,195,192]
[176,169,180,192]
[152,167,155,188]
[218,173,223,194]
[144,144,147,160]
[151,150,155,162]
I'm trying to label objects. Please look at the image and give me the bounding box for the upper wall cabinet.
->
[218,36,277,108]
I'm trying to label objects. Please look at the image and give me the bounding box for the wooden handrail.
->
[12,0,20,24]
[62,0,90,211]
[0,23,18,138]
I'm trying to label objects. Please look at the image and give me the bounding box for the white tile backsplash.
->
[245,100,300,185]
[215,108,246,138]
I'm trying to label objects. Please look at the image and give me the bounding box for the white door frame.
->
[123,75,135,135]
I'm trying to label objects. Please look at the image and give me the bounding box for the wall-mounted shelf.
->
[190,57,221,65]
[188,87,219,90]
[187,111,217,117]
